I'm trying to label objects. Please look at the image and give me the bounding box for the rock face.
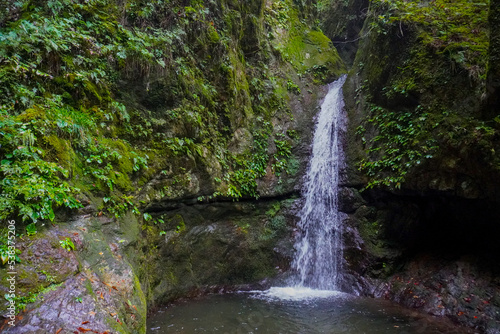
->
[319,0,369,65]
[140,199,299,306]
[336,0,500,332]
[1,199,301,333]
[1,214,148,334]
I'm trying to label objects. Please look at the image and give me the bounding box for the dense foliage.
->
[355,0,499,189]
[0,0,162,224]
[0,0,341,226]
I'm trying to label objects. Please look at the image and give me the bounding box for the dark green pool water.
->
[147,287,470,334]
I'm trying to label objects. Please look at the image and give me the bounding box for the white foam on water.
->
[250,287,346,301]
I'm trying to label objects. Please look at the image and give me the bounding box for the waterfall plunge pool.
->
[147,288,472,334]
[147,77,471,333]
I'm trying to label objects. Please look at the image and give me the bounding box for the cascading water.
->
[291,75,347,291]
[252,75,348,300]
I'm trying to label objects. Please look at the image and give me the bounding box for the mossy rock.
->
[280,29,346,81]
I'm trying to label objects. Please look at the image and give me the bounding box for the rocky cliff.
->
[338,0,500,332]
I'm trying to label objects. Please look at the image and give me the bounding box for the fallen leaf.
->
[81,321,89,325]
[55,328,62,334]
[77,327,91,332]
[111,286,118,291]
[110,313,117,317]
[132,305,137,311]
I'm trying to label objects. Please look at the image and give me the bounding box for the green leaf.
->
[0,253,8,265]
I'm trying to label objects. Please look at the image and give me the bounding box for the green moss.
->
[207,25,220,43]
[352,0,495,189]
[105,313,128,333]
[84,279,94,295]
[100,138,134,175]
[266,0,345,81]
[131,273,147,333]
[15,106,47,122]
[266,202,281,217]
[17,268,38,282]
[262,215,287,240]
[372,0,489,80]
[43,135,72,169]
[166,270,178,285]
[166,214,186,234]
[285,156,300,176]
[280,30,345,79]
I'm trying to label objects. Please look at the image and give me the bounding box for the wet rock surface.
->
[2,272,142,334]
[0,196,300,333]
[373,255,500,334]
[1,214,148,334]
[338,184,500,333]
[139,198,298,308]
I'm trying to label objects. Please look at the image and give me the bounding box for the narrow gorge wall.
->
[336,1,500,332]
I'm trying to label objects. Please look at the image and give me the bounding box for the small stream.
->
[147,288,470,334]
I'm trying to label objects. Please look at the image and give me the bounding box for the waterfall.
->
[291,75,347,290]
